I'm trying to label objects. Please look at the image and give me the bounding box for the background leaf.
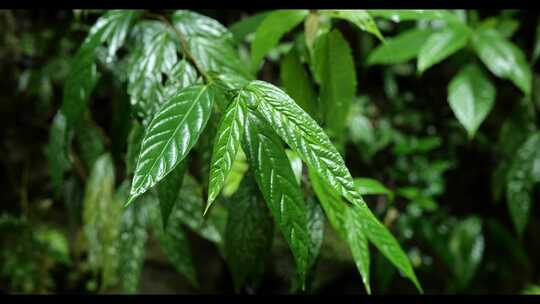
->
[418,24,470,73]
[367,28,433,65]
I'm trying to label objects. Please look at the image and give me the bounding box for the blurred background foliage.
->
[1,9,540,294]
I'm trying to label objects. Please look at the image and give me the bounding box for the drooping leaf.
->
[355,204,422,292]
[367,28,433,65]
[418,24,470,73]
[128,84,216,205]
[472,28,532,95]
[206,94,247,213]
[82,153,121,289]
[244,80,365,207]
[149,192,198,287]
[224,175,274,291]
[313,29,357,145]
[280,48,318,118]
[320,10,383,41]
[286,149,303,185]
[447,64,496,138]
[46,112,71,195]
[118,190,153,293]
[241,109,311,288]
[308,169,370,294]
[506,131,540,236]
[251,10,309,70]
[157,159,188,229]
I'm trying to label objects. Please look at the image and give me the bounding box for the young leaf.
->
[251,10,309,71]
[367,28,433,65]
[355,204,422,292]
[418,24,470,73]
[244,80,365,207]
[447,64,496,138]
[241,109,311,288]
[157,159,188,229]
[150,193,198,287]
[313,29,357,145]
[224,175,274,291]
[206,94,247,213]
[128,84,216,205]
[308,169,370,294]
[320,10,383,41]
[506,132,540,237]
[280,48,318,118]
[472,28,532,95]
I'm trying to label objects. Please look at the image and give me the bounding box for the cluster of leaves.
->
[3,9,540,294]
[44,9,424,294]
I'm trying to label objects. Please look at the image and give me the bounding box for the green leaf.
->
[313,29,357,144]
[118,191,152,293]
[60,28,102,129]
[472,28,532,95]
[241,109,310,288]
[224,175,274,291]
[506,131,540,236]
[172,10,233,42]
[128,84,216,205]
[447,64,496,138]
[157,159,188,229]
[280,48,318,118]
[150,193,198,287]
[320,10,383,41]
[367,28,433,65]
[355,204,422,292]
[172,11,252,80]
[46,112,71,195]
[92,10,142,61]
[418,24,470,73]
[82,153,121,289]
[251,10,309,70]
[206,94,247,213]
[354,178,393,200]
[244,80,365,207]
[229,11,271,43]
[127,21,179,121]
[308,169,370,294]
